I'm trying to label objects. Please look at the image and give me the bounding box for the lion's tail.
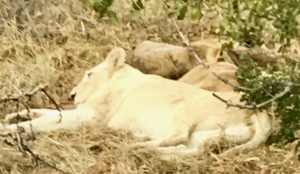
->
[223,111,272,155]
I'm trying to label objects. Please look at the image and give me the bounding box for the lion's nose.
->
[69,93,76,101]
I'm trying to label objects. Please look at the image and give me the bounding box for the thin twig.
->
[172,19,207,67]
[254,83,291,108]
[1,84,63,122]
[0,84,48,103]
[25,147,69,174]
[15,127,26,155]
[21,101,36,140]
[41,89,63,122]
[212,83,292,109]
[171,19,251,91]
[1,134,69,174]
[212,93,255,109]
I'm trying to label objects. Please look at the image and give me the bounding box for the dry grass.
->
[0,124,299,174]
[0,0,300,173]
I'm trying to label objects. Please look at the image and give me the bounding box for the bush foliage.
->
[220,0,300,147]
[236,54,300,144]
[221,0,300,48]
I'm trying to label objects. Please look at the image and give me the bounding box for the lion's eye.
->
[87,72,93,77]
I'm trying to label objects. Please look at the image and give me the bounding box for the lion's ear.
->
[106,47,126,71]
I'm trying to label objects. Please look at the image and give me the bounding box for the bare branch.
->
[41,89,63,122]
[255,83,291,108]
[20,101,36,139]
[212,93,255,110]
[212,83,292,110]
[0,86,67,172]
[1,133,69,174]
[0,84,63,122]
[0,84,48,103]
[172,19,207,67]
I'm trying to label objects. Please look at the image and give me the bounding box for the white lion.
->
[1,47,271,156]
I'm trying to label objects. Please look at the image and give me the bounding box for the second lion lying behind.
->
[179,62,238,92]
[1,48,271,156]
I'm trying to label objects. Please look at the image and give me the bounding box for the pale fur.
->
[179,62,238,92]
[1,47,271,156]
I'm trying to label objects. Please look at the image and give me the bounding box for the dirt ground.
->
[0,0,299,173]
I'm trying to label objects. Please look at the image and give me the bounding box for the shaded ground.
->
[0,0,299,173]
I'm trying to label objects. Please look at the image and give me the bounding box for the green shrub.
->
[221,0,300,49]
[236,54,300,144]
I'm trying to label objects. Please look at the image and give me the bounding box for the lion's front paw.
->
[3,110,35,124]
[0,124,35,141]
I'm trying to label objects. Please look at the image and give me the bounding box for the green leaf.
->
[191,6,202,20]
[106,10,118,25]
[177,5,188,20]
[103,0,113,6]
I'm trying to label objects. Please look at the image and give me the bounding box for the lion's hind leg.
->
[222,112,271,156]
[157,124,253,157]
[157,129,222,156]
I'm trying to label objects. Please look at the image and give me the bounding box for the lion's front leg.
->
[1,107,96,135]
[3,109,61,124]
